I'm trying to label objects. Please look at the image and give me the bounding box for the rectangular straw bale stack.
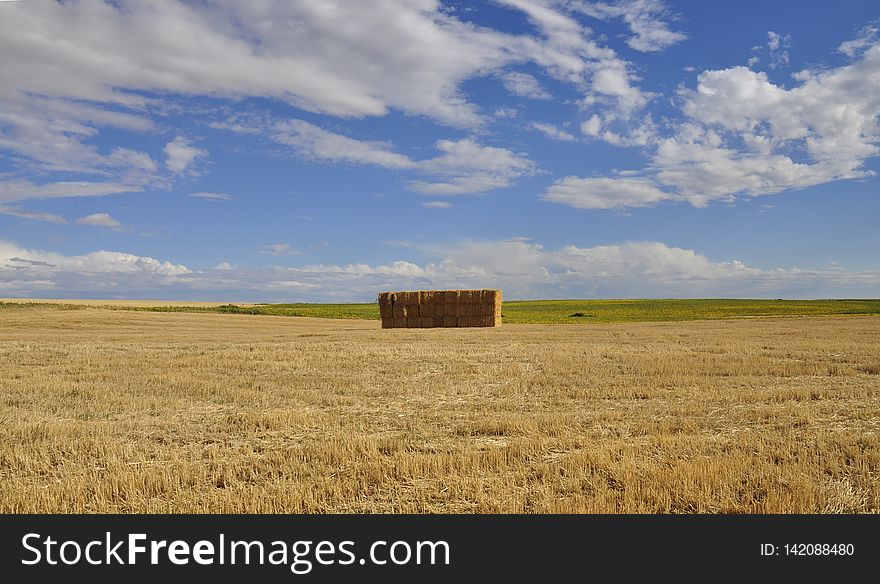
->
[377,289,502,328]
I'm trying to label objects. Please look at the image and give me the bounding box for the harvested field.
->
[1,306,879,513]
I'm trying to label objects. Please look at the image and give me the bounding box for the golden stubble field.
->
[1,306,879,513]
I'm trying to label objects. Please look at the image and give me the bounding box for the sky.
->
[1,0,879,302]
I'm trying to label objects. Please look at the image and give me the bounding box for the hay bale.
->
[419,300,433,317]
[378,295,390,321]
[379,288,502,328]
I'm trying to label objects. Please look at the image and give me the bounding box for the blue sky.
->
[1,0,879,301]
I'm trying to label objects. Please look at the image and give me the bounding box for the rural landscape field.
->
[2,299,879,513]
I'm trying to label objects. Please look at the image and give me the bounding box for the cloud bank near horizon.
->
[2,238,877,302]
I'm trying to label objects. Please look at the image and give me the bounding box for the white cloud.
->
[542,176,672,208]
[765,31,791,69]
[76,213,122,229]
[590,64,650,111]
[0,96,156,175]
[0,205,66,224]
[0,179,143,204]
[0,239,189,297]
[0,0,652,129]
[531,122,576,141]
[496,0,656,142]
[408,138,537,195]
[260,243,300,257]
[1,0,661,208]
[493,107,520,119]
[747,31,790,70]
[270,120,536,196]
[581,114,603,136]
[273,120,414,169]
[557,37,880,209]
[574,0,687,52]
[163,136,208,175]
[580,112,657,146]
[839,21,879,57]
[188,192,235,201]
[666,49,880,199]
[3,238,878,301]
[422,201,452,208]
[501,72,552,99]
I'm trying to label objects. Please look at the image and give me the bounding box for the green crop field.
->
[6,298,879,324]
[499,298,880,324]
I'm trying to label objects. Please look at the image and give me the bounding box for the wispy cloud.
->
[839,21,879,57]
[501,72,552,100]
[531,122,576,141]
[188,192,235,201]
[0,205,66,224]
[542,176,672,209]
[76,213,123,230]
[574,0,687,52]
[260,243,300,257]
[271,120,536,196]
[0,180,142,204]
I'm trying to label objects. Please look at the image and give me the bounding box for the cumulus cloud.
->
[531,122,576,141]
[163,137,208,175]
[574,0,687,52]
[3,238,878,301]
[542,176,672,208]
[0,239,189,297]
[422,201,452,208]
[551,36,880,210]
[664,49,880,202]
[76,213,123,229]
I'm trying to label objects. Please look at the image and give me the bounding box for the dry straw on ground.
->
[1,307,879,513]
[379,289,502,328]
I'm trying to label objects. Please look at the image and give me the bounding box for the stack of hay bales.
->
[378,289,502,328]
